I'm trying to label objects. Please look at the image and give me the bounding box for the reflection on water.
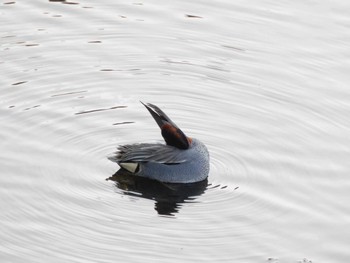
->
[107,169,208,216]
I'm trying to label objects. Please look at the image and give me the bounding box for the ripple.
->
[1,1,350,262]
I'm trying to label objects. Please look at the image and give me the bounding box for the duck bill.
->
[140,101,178,129]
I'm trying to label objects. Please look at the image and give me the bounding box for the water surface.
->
[1,0,350,262]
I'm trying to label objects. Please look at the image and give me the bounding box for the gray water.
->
[1,0,350,262]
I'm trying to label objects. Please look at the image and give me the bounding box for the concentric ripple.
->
[1,0,350,263]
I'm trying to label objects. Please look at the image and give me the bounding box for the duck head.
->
[140,101,191,150]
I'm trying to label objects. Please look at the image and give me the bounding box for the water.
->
[1,0,350,262]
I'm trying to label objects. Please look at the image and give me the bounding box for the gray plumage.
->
[109,138,209,183]
[111,143,187,164]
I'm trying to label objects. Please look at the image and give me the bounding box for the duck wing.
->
[109,143,187,164]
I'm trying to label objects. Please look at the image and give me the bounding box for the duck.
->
[108,102,210,183]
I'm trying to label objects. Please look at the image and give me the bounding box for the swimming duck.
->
[109,102,209,183]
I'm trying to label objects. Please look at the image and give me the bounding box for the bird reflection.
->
[107,169,208,216]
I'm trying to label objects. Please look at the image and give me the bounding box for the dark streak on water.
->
[112,121,135,126]
[63,1,79,5]
[75,105,127,115]
[185,14,203,19]
[25,44,40,47]
[24,105,41,111]
[48,0,78,3]
[12,81,27,86]
[51,91,87,97]
[221,45,246,52]
[100,68,141,72]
